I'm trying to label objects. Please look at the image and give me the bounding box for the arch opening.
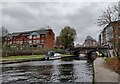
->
[87,50,105,60]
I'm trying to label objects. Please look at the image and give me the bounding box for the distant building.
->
[99,24,112,47]
[75,44,81,47]
[3,29,55,49]
[75,44,83,47]
[55,36,63,48]
[98,20,120,49]
[56,36,61,48]
[83,36,97,47]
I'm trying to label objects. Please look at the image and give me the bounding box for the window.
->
[29,35,32,39]
[37,40,40,43]
[41,34,45,37]
[33,45,37,47]
[20,41,23,44]
[5,37,7,40]
[33,35,37,39]
[33,40,37,44]
[41,40,44,42]
[8,38,10,40]
[40,44,44,48]
[29,40,32,44]
[13,41,16,44]
[10,41,12,44]
[37,35,40,38]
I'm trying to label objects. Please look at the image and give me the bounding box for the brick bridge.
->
[69,46,109,59]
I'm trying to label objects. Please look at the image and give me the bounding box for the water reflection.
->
[2,65,53,84]
[1,58,93,83]
[58,64,75,82]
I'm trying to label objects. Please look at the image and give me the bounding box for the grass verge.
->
[105,57,120,74]
[1,55,45,61]
[61,54,75,57]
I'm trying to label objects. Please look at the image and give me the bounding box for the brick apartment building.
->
[56,36,61,48]
[98,20,120,49]
[3,29,55,49]
[111,21,120,50]
[55,36,63,48]
[83,36,97,47]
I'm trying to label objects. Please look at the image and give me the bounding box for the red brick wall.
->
[45,30,54,49]
[12,36,29,46]
[111,21,120,49]
[56,36,61,48]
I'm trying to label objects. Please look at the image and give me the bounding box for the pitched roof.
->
[11,33,20,36]
[37,30,48,34]
[9,29,53,37]
[3,33,12,38]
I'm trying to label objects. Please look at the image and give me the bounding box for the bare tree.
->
[2,26,8,37]
[97,3,119,27]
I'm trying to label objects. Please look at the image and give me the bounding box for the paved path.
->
[94,57,119,83]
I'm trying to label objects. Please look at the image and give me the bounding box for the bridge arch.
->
[87,49,105,60]
[69,46,109,59]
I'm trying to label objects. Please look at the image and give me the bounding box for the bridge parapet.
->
[69,46,109,57]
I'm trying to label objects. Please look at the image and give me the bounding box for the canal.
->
[1,57,93,83]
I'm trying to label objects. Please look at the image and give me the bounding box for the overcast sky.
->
[1,0,119,44]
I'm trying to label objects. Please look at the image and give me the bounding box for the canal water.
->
[1,57,93,84]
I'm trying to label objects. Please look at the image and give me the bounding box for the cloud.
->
[2,1,117,44]
[2,0,120,2]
